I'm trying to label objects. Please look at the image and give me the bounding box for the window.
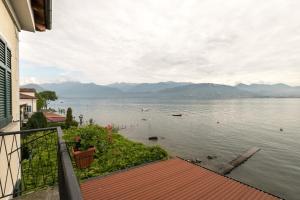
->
[0,37,12,129]
[26,105,32,113]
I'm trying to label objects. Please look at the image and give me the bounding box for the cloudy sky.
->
[20,0,300,86]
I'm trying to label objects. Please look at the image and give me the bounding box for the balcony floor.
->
[80,158,279,200]
[14,187,59,200]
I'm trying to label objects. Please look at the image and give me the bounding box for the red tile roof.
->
[43,112,65,122]
[81,158,279,200]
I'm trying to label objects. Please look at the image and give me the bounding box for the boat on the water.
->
[172,114,182,117]
[141,108,150,112]
[148,136,158,140]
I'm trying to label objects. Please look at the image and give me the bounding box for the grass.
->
[20,125,168,192]
[21,131,58,192]
[64,125,168,180]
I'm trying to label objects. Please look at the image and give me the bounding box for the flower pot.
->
[72,147,96,169]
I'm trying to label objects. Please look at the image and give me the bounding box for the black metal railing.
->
[0,127,82,200]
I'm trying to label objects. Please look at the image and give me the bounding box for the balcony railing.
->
[0,127,83,200]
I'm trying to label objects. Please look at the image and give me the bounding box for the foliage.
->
[37,91,58,109]
[47,118,78,131]
[63,125,103,151]
[26,112,47,129]
[47,121,67,129]
[64,107,78,128]
[21,125,168,193]
[69,120,78,127]
[36,93,44,111]
[89,118,94,125]
[63,125,168,180]
[21,131,58,192]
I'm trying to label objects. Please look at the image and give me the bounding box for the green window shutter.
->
[7,71,12,116]
[7,48,11,69]
[0,40,5,64]
[0,67,5,119]
[0,37,12,129]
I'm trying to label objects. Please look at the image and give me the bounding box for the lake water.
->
[52,98,300,199]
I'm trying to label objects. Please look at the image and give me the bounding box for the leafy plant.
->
[21,125,168,192]
[47,121,67,129]
[65,107,78,128]
[26,112,48,129]
[63,125,106,151]
[37,91,58,110]
[21,131,58,192]
[64,125,168,180]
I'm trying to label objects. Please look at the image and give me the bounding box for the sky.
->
[20,0,300,86]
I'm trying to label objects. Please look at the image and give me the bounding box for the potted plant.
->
[63,126,99,169]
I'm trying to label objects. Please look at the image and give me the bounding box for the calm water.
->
[52,98,300,199]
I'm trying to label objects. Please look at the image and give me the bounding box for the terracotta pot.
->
[72,147,96,169]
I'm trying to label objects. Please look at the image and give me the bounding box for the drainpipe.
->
[45,0,52,30]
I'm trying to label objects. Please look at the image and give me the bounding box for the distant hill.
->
[108,81,191,93]
[23,82,123,98]
[21,84,44,92]
[22,81,300,99]
[107,82,139,92]
[157,83,254,99]
[236,83,300,97]
[126,82,191,93]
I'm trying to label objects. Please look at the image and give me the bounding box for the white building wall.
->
[20,98,37,113]
[0,1,20,199]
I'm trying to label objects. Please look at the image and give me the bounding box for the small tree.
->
[38,91,58,109]
[26,112,48,129]
[36,93,44,111]
[65,107,73,128]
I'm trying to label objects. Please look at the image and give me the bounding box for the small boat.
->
[148,136,158,140]
[172,114,182,117]
[141,108,150,112]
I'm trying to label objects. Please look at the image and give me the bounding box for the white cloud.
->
[20,0,300,85]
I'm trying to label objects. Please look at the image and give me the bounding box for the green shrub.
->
[47,122,67,129]
[63,125,168,180]
[65,107,78,128]
[65,107,73,128]
[70,120,79,127]
[26,112,47,129]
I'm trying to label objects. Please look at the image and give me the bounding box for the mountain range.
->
[21,81,300,99]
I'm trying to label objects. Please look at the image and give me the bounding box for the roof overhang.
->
[4,0,52,32]
[9,0,35,32]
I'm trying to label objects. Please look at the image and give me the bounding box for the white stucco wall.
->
[0,1,20,199]
[20,98,37,113]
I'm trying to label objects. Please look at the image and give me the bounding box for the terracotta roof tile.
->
[80,158,280,200]
[43,112,65,122]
